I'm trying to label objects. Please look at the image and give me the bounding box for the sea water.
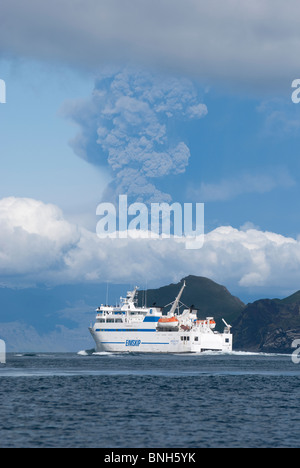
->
[0,351,299,448]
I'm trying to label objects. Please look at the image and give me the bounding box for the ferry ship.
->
[89,281,233,353]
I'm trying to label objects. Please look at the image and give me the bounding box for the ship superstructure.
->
[89,281,232,353]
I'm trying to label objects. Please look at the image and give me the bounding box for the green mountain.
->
[137,275,245,331]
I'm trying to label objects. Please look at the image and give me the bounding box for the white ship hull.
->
[89,327,232,353]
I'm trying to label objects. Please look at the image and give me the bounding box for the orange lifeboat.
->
[196,319,216,329]
[157,316,179,329]
[209,320,216,329]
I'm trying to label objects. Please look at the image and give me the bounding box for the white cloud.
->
[1,197,300,297]
[257,98,300,136]
[1,0,300,92]
[186,104,208,119]
[189,168,295,202]
[0,197,80,278]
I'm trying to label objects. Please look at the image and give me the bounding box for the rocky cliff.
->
[233,297,300,353]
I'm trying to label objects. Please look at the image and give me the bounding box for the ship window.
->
[107,318,114,323]
[194,336,199,342]
[115,319,123,323]
[225,338,230,343]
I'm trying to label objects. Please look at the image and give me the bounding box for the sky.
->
[2,0,300,303]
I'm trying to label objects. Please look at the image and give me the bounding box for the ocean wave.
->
[77,349,121,357]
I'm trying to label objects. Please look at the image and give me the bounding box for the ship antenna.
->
[145,280,148,308]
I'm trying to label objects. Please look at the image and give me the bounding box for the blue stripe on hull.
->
[142,343,169,345]
[95,329,156,332]
[143,316,160,322]
[100,341,169,345]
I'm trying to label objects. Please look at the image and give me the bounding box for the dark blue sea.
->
[0,351,300,448]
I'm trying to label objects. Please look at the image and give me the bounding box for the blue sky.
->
[185,91,300,237]
[1,1,300,304]
[0,60,108,228]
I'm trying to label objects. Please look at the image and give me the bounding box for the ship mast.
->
[126,286,139,304]
[168,281,186,316]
